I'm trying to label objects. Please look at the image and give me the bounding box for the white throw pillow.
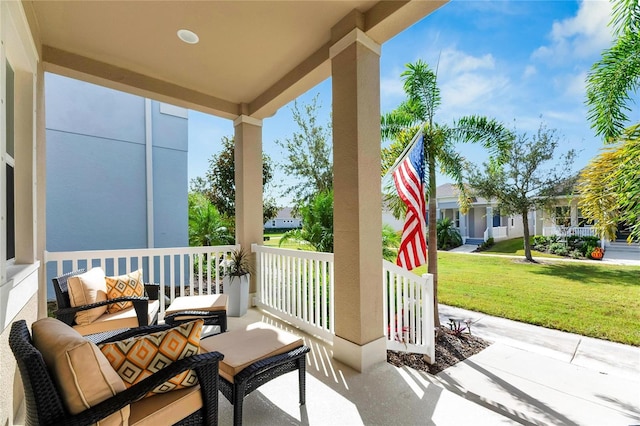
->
[67,267,108,325]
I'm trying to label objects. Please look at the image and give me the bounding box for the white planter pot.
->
[223,274,249,317]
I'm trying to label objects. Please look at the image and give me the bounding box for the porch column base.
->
[333,336,386,372]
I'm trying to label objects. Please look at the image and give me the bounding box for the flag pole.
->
[383,125,425,180]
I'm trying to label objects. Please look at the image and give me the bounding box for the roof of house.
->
[436,183,490,205]
[276,207,298,220]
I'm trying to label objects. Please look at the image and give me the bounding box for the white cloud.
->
[532,0,613,63]
[435,48,509,115]
[439,48,496,75]
[564,71,588,98]
[380,76,405,98]
[523,65,537,78]
[441,72,509,111]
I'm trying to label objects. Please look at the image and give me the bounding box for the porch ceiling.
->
[24,0,446,120]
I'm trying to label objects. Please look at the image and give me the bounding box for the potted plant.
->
[221,248,252,316]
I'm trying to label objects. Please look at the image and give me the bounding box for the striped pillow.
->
[98,319,203,397]
[105,269,144,313]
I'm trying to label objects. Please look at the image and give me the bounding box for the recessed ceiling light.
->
[177,29,199,44]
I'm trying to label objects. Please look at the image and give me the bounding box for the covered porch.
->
[1,1,448,424]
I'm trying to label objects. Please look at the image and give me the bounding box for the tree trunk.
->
[522,210,533,261]
[428,154,440,328]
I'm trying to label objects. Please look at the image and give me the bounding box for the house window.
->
[555,206,571,227]
[511,217,514,227]
[577,209,593,227]
[454,211,460,228]
[5,60,15,261]
[272,220,276,226]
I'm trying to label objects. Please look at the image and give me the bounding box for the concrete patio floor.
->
[219,306,640,425]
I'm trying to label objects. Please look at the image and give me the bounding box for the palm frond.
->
[586,32,640,141]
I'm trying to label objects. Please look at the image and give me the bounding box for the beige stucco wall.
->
[0,292,38,426]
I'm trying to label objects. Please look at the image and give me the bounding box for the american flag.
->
[392,133,426,270]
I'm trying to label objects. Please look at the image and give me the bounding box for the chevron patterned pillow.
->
[105,269,144,313]
[98,319,204,397]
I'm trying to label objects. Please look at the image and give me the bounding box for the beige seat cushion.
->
[129,386,202,426]
[67,267,108,325]
[165,294,228,314]
[200,322,304,383]
[32,318,129,426]
[73,300,159,335]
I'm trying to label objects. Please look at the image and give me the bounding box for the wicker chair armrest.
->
[55,296,149,316]
[63,351,224,426]
[96,324,174,344]
[233,345,310,384]
[144,283,160,300]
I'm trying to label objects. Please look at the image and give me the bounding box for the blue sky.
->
[188,0,625,206]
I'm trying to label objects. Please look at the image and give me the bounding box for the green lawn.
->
[414,252,640,345]
[263,232,308,250]
[480,237,560,258]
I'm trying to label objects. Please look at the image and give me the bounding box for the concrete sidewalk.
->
[436,305,640,425]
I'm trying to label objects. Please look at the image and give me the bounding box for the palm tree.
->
[280,190,334,253]
[188,193,234,247]
[381,60,510,327]
[586,0,640,142]
[436,217,463,250]
[581,0,640,242]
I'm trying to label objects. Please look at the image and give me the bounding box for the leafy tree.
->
[188,192,234,246]
[436,217,462,250]
[467,124,576,262]
[280,190,334,253]
[586,0,640,141]
[275,95,333,210]
[578,125,640,242]
[382,224,401,261]
[581,0,640,242]
[381,60,510,327]
[190,136,279,223]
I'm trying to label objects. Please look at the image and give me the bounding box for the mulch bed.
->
[387,326,491,375]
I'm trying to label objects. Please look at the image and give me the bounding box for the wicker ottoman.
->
[200,322,310,426]
[164,294,228,332]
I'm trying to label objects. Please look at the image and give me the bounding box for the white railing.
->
[543,226,596,238]
[45,245,238,319]
[383,260,435,359]
[492,226,508,240]
[252,244,334,342]
[252,245,435,359]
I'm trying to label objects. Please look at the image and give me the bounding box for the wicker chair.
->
[53,269,160,335]
[10,320,224,426]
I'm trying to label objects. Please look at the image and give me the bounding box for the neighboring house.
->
[435,183,534,244]
[534,194,637,248]
[45,73,189,294]
[264,207,302,230]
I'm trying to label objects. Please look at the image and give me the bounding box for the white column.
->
[486,206,494,239]
[233,115,263,295]
[331,27,384,372]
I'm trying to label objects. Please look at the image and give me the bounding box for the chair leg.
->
[233,383,246,426]
[298,357,306,405]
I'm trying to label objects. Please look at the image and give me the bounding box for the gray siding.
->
[45,73,188,296]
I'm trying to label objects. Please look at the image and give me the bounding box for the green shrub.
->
[566,235,582,249]
[549,242,568,256]
[477,237,495,251]
[569,249,583,259]
[532,235,551,252]
[581,243,597,257]
[582,236,600,246]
